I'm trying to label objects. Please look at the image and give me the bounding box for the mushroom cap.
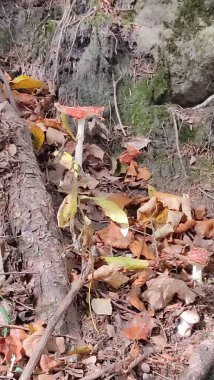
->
[180,309,200,324]
[187,247,210,266]
[54,103,104,120]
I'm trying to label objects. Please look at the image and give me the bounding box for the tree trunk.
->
[0,100,80,336]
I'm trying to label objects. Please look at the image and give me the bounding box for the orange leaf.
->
[137,167,152,181]
[23,330,44,357]
[123,314,154,340]
[119,146,141,164]
[194,206,206,220]
[97,222,133,249]
[40,354,63,372]
[5,329,28,363]
[129,238,155,260]
[126,160,138,177]
[132,270,150,288]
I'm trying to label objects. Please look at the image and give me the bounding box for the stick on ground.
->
[19,261,91,380]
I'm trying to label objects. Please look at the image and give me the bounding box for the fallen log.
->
[0,100,79,335]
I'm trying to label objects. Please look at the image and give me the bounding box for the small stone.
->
[141,363,150,373]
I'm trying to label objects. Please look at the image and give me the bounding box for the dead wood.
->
[0,101,79,335]
[179,339,214,380]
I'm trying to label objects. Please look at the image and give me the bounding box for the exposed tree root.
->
[0,101,79,335]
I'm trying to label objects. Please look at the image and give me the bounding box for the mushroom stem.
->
[192,263,203,284]
[74,118,85,168]
[177,319,192,337]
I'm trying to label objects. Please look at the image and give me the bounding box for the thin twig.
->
[19,260,92,380]
[171,109,187,177]
[0,323,29,331]
[0,271,40,276]
[112,74,126,136]
[199,187,214,201]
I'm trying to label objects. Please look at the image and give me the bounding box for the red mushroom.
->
[187,247,210,284]
[55,103,104,168]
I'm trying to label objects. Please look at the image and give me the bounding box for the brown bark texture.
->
[0,100,79,335]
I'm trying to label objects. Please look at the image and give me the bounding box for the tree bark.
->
[0,100,80,335]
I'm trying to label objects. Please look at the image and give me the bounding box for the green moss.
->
[45,20,56,33]
[118,68,170,134]
[173,0,213,40]
[88,10,110,28]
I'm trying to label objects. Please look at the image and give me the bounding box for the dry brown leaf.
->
[40,355,63,372]
[195,220,214,237]
[123,314,154,340]
[5,329,28,363]
[167,210,183,228]
[138,196,157,214]
[127,288,145,311]
[137,167,152,181]
[23,330,44,357]
[107,193,133,208]
[84,143,104,161]
[123,136,151,150]
[129,238,155,260]
[142,275,197,310]
[132,270,150,288]
[97,222,133,249]
[46,127,65,145]
[88,264,129,289]
[176,219,196,233]
[155,192,181,211]
[126,160,138,177]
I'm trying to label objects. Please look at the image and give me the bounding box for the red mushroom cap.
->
[187,247,210,266]
[54,103,104,120]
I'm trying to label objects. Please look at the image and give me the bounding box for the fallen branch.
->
[19,260,92,380]
[80,347,153,380]
[192,94,214,110]
[171,109,187,177]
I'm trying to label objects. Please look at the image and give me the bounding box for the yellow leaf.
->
[81,196,129,235]
[57,180,78,227]
[10,75,45,91]
[104,256,149,271]
[60,113,76,141]
[59,152,74,170]
[31,125,45,151]
[67,345,92,356]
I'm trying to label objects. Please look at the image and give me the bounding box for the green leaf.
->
[103,256,149,271]
[57,180,78,227]
[81,196,129,235]
[60,112,76,141]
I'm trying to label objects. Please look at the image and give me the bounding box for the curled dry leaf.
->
[142,275,197,310]
[176,219,196,233]
[97,222,133,249]
[123,313,154,340]
[5,328,28,363]
[154,223,174,239]
[129,238,155,260]
[123,136,151,150]
[148,185,181,211]
[194,206,206,220]
[23,330,44,357]
[195,220,214,238]
[126,160,138,177]
[182,194,192,221]
[128,288,145,311]
[46,127,65,146]
[166,210,183,229]
[88,264,129,289]
[106,193,133,209]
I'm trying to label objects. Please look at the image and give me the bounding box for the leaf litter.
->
[1,72,214,380]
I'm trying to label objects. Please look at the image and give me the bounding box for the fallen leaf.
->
[46,127,65,146]
[148,185,181,211]
[194,206,206,220]
[104,256,149,271]
[40,355,62,372]
[119,146,141,164]
[137,196,157,215]
[58,152,74,170]
[126,160,138,177]
[97,222,133,249]
[88,264,129,289]
[137,167,152,181]
[23,330,44,357]
[129,238,155,260]
[128,288,145,311]
[60,113,76,141]
[195,220,214,237]
[91,298,112,315]
[107,193,133,209]
[154,224,174,239]
[68,345,92,355]
[176,219,196,233]
[57,181,78,227]
[142,275,197,310]
[84,144,104,161]
[5,329,28,362]
[82,197,129,236]
[31,125,45,151]
[167,210,183,228]
[132,270,151,288]
[123,314,154,340]
[123,136,151,150]
[10,75,45,91]
[38,375,57,380]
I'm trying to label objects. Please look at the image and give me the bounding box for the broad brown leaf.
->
[123,314,154,340]
[137,167,152,181]
[40,355,63,372]
[119,146,141,164]
[97,222,133,249]
[129,238,155,260]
